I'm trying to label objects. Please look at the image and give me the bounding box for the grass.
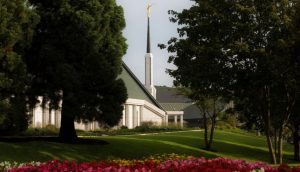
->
[0,129,299,165]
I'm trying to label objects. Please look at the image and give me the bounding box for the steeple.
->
[147,17,151,53]
[145,4,156,98]
[146,4,151,53]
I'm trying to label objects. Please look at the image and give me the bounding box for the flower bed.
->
[5,157,300,172]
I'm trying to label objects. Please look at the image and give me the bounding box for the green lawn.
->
[0,130,298,164]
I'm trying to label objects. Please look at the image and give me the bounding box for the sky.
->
[116,0,193,87]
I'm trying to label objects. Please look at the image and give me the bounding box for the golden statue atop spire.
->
[147,4,152,17]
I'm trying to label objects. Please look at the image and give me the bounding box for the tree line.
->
[0,0,127,142]
[161,0,300,164]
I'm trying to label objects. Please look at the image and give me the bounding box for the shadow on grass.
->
[134,134,296,163]
[0,136,108,145]
[0,131,296,164]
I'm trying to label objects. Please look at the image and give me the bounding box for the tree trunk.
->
[59,98,78,143]
[274,128,277,156]
[208,115,216,148]
[207,99,217,150]
[277,127,283,164]
[266,131,277,164]
[203,112,210,149]
[264,86,277,164]
[294,124,300,161]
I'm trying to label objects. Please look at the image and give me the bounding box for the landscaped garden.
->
[1,129,300,171]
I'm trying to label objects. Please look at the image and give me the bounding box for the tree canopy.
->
[26,0,128,141]
[163,0,300,164]
[0,0,39,135]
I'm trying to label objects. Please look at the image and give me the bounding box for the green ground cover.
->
[0,130,298,164]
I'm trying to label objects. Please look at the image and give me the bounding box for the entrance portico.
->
[165,111,184,127]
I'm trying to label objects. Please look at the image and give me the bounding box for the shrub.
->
[134,122,153,132]
[226,116,238,128]
[215,121,233,130]
[22,125,59,136]
[120,125,128,129]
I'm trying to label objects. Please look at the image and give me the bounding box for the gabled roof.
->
[119,62,164,110]
[155,86,191,103]
[160,103,192,111]
[155,86,202,119]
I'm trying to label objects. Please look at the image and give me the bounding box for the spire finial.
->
[147,4,152,17]
[146,4,152,53]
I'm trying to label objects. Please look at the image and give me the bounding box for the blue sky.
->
[116,0,193,87]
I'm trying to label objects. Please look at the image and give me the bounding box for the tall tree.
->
[160,0,235,150]
[26,0,127,142]
[0,0,38,135]
[289,0,300,161]
[162,0,298,164]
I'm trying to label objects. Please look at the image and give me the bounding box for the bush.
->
[22,125,59,136]
[226,116,238,128]
[120,125,128,129]
[215,121,233,130]
[134,121,154,132]
[0,97,28,136]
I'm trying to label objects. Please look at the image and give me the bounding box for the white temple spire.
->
[145,4,156,98]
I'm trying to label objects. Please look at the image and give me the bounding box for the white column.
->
[140,106,144,124]
[55,109,60,128]
[50,109,55,125]
[94,121,98,130]
[132,105,136,128]
[165,114,168,126]
[137,106,141,126]
[128,105,133,129]
[133,105,140,128]
[180,115,183,128]
[42,100,49,127]
[125,105,130,128]
[174,115,177,125]
[122,106,126,126]
[32,109,35,128]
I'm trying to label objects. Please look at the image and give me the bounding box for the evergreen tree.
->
[27,0,127,142]
[0,0,38,135]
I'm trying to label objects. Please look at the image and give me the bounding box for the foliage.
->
[77,125,186,136]
[160,0,238,150]
[26,0,128,141]
[162,0,300,164]
[0,0,39,135]
[22,125,59,136]
[215,121,234,130]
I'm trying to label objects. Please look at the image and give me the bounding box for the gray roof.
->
[119,62,163,110]
[155,86,202,119]
[155,86,191,103]
[160,103,192,111]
